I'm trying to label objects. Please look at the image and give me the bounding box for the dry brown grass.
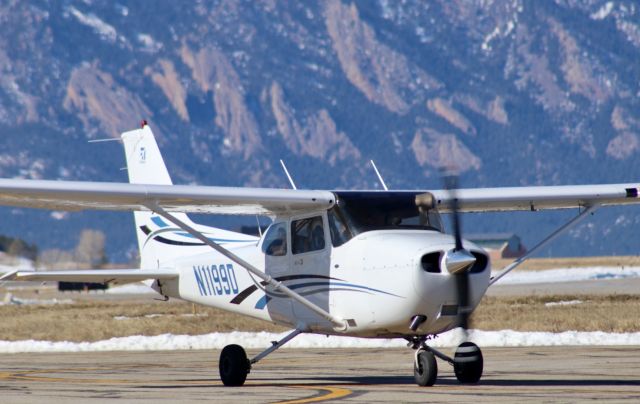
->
[1,293,639,341]
[0,300,286,342]
[491,256,640,271]
[470,294,640,333]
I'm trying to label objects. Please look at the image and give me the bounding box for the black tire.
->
[219,344,250,386]
[414,350,438,386]
[453,342,483,384]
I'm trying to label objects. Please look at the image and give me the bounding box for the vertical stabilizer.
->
[121,124,173,186]
[121,124,197,268]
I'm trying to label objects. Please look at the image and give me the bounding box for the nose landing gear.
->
[453,341,484,383]
[408,337,483,386]
[414,349,438,386]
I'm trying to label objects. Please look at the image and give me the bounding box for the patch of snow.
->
[379,0,394,20]
[305,8,314,20]
[482,25,501,51]
[115,4,129,17]
[617,20,640,48]
[2,328,640,353]
[591,2,614,20]
[50,211,68,220]
[0,257,34,271]
[114,313,208,321]
[492,266,640,285]
[504,20,515,36]
[415,26,430,43]
[545,300,583,307]
[615,214,628,226]
[1,293,73,306]
[68,6,118,43]
[137,33,162,52]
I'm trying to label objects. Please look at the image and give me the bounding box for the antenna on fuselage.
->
[87,137,124,169]
[255,215,263,238]
[279,160,298,190]
[370,160,388,190]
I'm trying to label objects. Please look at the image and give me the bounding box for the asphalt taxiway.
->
[1,346,639,403]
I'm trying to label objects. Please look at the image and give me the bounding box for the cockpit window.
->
[292,216,325,254]
[262,222,287,256]
[328,208,352,247]
[332,192,444,236]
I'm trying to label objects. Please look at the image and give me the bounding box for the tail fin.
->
[121,124,173,186]
[121,124,258,268]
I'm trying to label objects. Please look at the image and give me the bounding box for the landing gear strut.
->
[218,329,303,387]
[408,337,483,386]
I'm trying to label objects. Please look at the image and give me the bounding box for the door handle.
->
[294,258,303,265]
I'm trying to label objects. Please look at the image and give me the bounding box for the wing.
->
[429,183,640,213]
[0,269,179,285]
[0,179,638,215]
[0,179,335,215]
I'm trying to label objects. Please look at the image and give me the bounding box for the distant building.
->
[467,233,527,260]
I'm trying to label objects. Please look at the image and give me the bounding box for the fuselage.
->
[156,220,491,338]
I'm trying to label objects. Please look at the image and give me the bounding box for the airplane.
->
[0,122,639,387]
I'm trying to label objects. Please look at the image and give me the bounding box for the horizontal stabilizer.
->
[1,269,179,285]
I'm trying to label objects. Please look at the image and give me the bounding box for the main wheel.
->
[453,342,483,383]
[219,344,250,386]
[414,350,438,386]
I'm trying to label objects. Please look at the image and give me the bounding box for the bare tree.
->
[74,229,107,268]
[37,249,76,270]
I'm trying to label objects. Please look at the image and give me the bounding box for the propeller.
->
[443,174,476,333]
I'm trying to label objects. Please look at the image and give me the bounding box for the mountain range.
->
[0,0,639,261]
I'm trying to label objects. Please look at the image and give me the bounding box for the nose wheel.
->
[453,341,483,383]
[413,350,438,386]
[408,338,483,386]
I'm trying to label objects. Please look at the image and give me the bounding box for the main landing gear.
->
[408,337,483,386]
[218,330,482,387]
[218,329,303,387]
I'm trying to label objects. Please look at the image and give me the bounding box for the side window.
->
[261,222,287,256]
[292,216,325,254]
[327,208,351,247]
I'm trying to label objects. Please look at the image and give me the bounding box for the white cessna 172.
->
[1,123,639,387]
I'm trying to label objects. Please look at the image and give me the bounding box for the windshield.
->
[331,192,444,240]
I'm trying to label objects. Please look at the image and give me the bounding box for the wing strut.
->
[146,202,348,331]
[489,204,600,286]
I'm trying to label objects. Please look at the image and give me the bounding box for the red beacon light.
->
[141,119,148,128]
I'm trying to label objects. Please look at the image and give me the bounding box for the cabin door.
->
[288,214,332,325]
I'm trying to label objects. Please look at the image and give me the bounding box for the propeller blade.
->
[456,272,470,329]
[445,175,463,251]
[443,172,472,333]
